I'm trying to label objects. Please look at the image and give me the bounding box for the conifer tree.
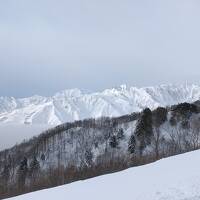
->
[128,135,136,154]
[109,135,118,148]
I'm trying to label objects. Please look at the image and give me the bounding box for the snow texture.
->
[7,150,200,200]
[0,84,200,125]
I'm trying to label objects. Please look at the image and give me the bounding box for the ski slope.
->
[8,150,200,200]
[1,84,200,125]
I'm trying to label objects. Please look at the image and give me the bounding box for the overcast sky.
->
[0,0,200,97]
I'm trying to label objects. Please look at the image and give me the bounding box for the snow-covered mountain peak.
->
[54,88,82,99]
[0,84,200,125]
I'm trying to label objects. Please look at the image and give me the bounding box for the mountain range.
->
[0,84,200,125]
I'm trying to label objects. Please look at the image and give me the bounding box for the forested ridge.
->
[1,101,200,199]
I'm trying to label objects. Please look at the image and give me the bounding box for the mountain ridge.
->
[0,84,200,125]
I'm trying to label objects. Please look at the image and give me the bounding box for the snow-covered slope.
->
[8,150,200,200]
[1,84,200,125]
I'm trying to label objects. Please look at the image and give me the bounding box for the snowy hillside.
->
[7,150,200,200]
[1,101,200,199]
[0,84,200,125]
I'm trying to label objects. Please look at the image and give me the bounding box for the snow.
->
[0,84,200,126]
[7,150,200,200]
[1,83,200,151]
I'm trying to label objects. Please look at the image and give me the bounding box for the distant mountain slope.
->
[0,84,200,125]
[1,101,200,199]
[7,150,200,200]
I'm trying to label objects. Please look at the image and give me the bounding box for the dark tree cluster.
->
[152,107,168,127]
[134,108,153,155]
[128,135,136,154]
[172,102,198,115]
[170,103,199,127]
[109,136,118,148]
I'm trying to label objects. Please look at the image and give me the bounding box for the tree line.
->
[0,102,200,199]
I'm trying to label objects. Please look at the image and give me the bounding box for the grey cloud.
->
[0,0,200,97]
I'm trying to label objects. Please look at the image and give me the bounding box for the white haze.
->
[0,0,200,97]
[0,124,51,151]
